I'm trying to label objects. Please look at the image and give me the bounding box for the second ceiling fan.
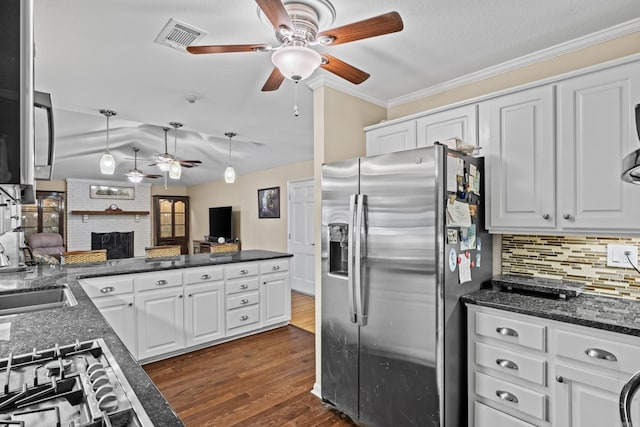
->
[186,0,404,91]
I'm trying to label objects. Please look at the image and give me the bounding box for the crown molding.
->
[306,75,388,107]
[388,18,640,108]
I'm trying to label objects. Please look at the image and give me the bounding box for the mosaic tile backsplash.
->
[501,235,640,299]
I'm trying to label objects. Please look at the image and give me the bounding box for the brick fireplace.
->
[66,179,151,257]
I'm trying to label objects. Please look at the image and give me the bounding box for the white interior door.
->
[288,178,315,295]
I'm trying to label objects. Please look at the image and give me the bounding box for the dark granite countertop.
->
[463,288,640,337]
[0,249,292,426]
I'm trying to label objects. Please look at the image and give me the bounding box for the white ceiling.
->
[34,0,640,187]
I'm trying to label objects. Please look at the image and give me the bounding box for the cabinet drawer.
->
[226,278,259,295]
[474,402,536,427]
[475,372,546,421]
[555,328,640,375]
[80,275,134,298]
[227,291,259,310]
[259,259,289,274]
[475,311,546,351]
[227,305,260,329]
[226,263,258,279]
[475,342,546,386]
[183,266,224,284]
[134,271,183,292]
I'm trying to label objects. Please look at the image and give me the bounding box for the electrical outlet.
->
[607,244,639,268]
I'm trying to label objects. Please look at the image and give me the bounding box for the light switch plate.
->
[607,244,639,268]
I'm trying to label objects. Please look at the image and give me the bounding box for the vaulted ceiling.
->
[34,0,640,186]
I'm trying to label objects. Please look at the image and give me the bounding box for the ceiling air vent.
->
[154,18,207,51]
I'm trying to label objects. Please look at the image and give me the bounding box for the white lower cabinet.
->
[81,258,291,362]
[468,305,640,427]
[136,287,185,360]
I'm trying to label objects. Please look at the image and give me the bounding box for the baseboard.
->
[311,382,321,399]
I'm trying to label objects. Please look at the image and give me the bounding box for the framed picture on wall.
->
[258,186,280,219]
[89,185,135,200]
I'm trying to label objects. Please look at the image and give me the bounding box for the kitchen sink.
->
[0,285,78,316]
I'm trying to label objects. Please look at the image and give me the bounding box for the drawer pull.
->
[156,279,168,286]
[240,269,248,275]
[128,302,133,307]
[240,284,249,290]
[556,376,565,383]
[585,348,617,362]
[496,327,519,337]
[241,298,249,304]
[240,315,249,321]
[272,265,280,271]
[496,358,519,371]
[100,286,115,294]
[496,390,519,403]
[200,274,211,280]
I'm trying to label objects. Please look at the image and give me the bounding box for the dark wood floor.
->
[290,291,315,333]
[144,305,354,426]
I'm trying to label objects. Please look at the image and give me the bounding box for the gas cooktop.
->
[0,338,152,427]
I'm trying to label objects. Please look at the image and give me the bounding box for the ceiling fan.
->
[149,126,202,171]
[186,0,404,91]
[126,148,162,183]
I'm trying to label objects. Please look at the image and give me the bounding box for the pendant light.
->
[157,127,173,172]
[224,132,236,184]
[169,122,183,179]
[126,148,144,183]
[99,109,117,174]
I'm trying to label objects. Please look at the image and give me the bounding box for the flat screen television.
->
[208,206,233,242]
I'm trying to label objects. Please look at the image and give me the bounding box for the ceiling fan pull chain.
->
[293,81,299,117]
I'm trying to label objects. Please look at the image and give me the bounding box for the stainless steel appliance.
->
[621,104,640,184]
[321,145,492,426]
[0,338,153,426]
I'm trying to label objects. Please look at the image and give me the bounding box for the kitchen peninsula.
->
[0,250,292,426]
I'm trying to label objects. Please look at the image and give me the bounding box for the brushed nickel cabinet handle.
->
[127,302,133,307]
[241,299,249,304]
[179,295,183,299]
[496,390,518,403]
[156,279,168,286]
[496,358,519,371]
[272,265,280,271]
[585,348,617,362]
[188,294,192,297]
[240,269,248,275]
[240,284,249,290]
[100,286,115,293]
[556,376,565,383]
[240,315,249,321]
[496,327,519,337]
[200,274,211,280]
[563,213,572,220]
[542,213,550,220]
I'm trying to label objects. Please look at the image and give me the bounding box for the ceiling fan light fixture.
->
[127,170,144,184]
[169,160,182,179]
[157,160,172,172]
[271,45,321,81]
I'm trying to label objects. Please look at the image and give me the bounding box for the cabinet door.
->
[184,282,225,347]
[261,273,291,326]
[482,86,555,231]
[93,295,136,358]
[365,120,416,156]
[554,362,640,427]
[136,288,184,360]
[416,104,477,148]
[557,62,640,232]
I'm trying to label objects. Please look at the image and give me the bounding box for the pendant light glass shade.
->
[99,109,117,174]
[224,165,236,183]
[271,45,322,81]
[224,132,236,184]
[169,160,182,179]
[157,127,173,172]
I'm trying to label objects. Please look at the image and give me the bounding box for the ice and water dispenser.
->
[328,223,349,276]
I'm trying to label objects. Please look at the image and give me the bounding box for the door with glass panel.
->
[21,191,65,242]
[153,196,189,254]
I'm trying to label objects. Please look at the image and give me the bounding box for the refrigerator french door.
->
[321,145,490,426]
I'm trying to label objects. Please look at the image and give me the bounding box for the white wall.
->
[66,179,151,257]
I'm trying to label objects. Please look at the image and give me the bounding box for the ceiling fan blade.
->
[178,160,202,164]
[186,44,271,54]
[255,0,293,32]
[262,67,285,91]
[317,11,403,46]
[143,174,162,179]
[320,54,370,84]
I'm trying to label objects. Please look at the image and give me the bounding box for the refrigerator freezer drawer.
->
[475,311,546,351]
[475,372,547,421]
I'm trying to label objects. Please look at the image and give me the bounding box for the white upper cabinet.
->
[557,62,640,233]
[482,86,556,231]
[366,120,416,156]
[416,104,477,148]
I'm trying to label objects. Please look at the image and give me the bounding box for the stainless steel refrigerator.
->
[321,144,492,426]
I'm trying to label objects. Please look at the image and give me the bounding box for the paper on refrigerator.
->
[446,200,472,228]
